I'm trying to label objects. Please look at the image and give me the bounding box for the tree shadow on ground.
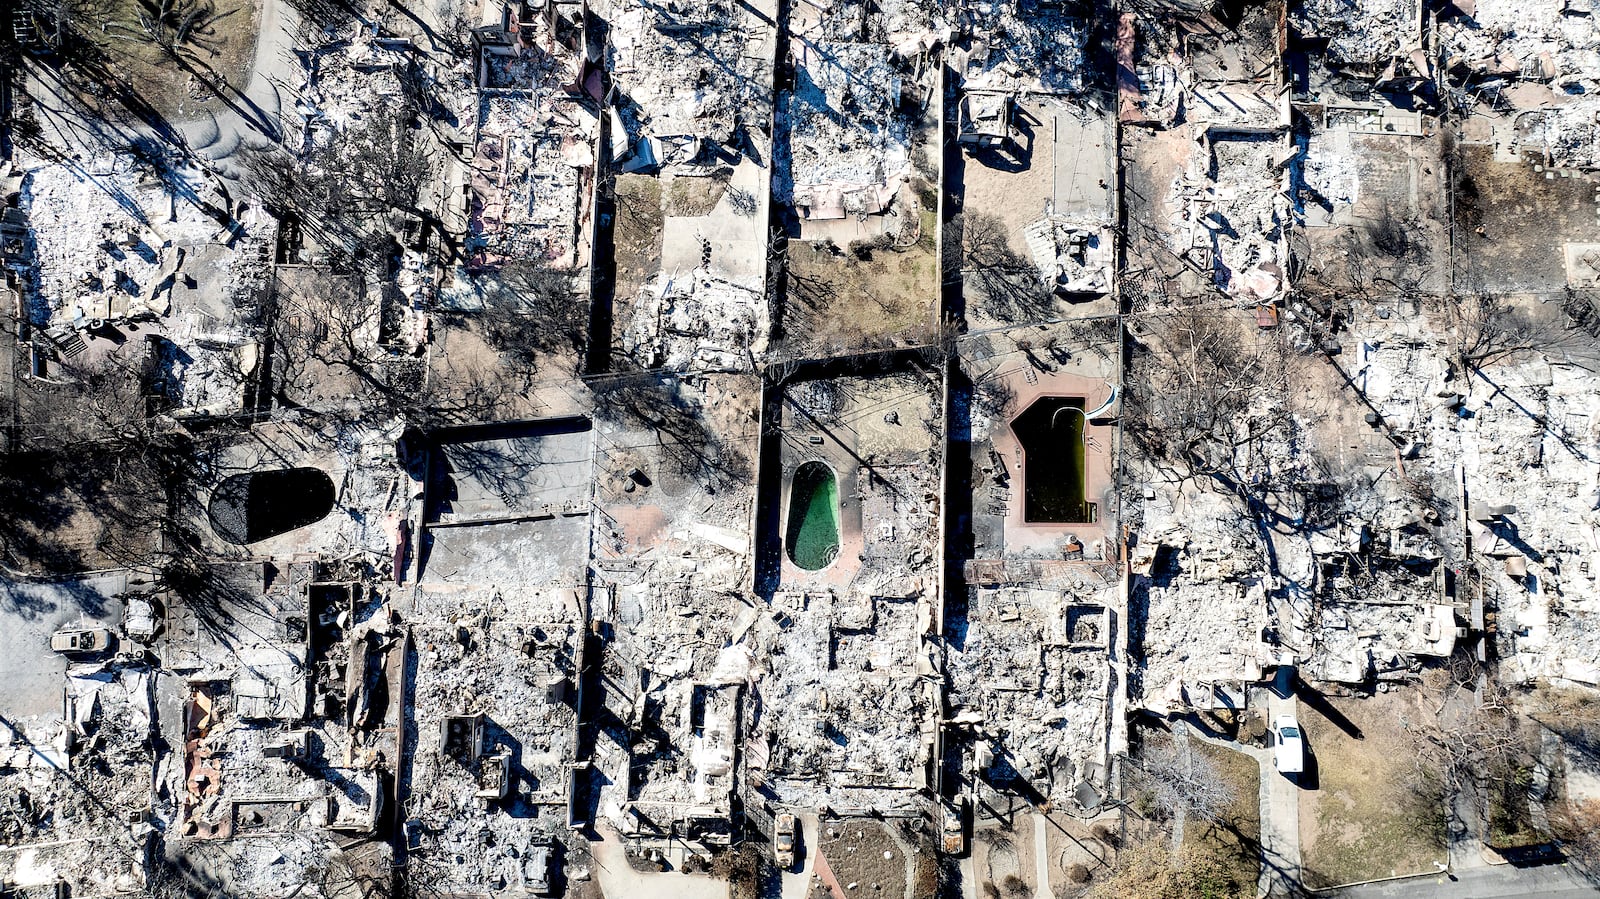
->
[1291,675,1365,741]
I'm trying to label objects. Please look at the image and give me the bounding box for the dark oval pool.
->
[208,467,337,544]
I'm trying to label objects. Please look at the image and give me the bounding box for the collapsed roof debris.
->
[1130,492,1274,713]
[623,269,770,370]
[602,0,774,171]
[1023,216,1114,295]
[1440,0,1595,87]
[781,41,911,219]
[1513,104,1600,169]
[1465,360,1600,687]
[1168,134,1292,301]
[406,614,581,893]
[11,0,1600,892]
[954,0,1090,95]
[0,666,157,896]
[6,154,273,420]
[1291,0,1424,73]
[17,159,270,333]
[603,0,776,372]
[592,581,750,839]
[948,582,1116,810]
[470,93,595,268]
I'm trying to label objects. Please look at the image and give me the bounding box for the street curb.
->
[1300,863,1450,894]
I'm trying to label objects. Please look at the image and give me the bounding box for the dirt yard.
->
[974,822,1032,899]
[818,818,917,899]
[0,449,162,574]
[613,174,665,309]
[1453,143,1600,294]
[1297,131,1450,299]
[1297,687,1448,890]
[781,218,938,358]
[1042,812,1121,898]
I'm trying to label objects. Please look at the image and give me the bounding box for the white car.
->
[50,626,113,655]
[1272,715,1305,775]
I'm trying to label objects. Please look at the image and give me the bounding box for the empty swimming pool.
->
[1011,396,1094,524]
[785,461,841,570]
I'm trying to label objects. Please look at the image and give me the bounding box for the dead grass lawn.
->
[102,0,263,121]
[781,220,937,357]
[1298,688,1447,890]
[1183,740,1261,892]
[663,173,728,217]
[613,174,664,307]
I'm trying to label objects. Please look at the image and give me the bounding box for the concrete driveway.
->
[587,826,730,899]
[0,571,127,719]
[1259,690,1303,897]
[180,0,299,175]
[18,0,298,179]
[779,813,820,899]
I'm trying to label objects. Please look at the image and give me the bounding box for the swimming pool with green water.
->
[785,461,841,570]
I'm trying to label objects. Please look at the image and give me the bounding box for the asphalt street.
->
[1335,862,1600,898]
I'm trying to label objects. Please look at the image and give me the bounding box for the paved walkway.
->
[1032,812,1051,899]
[958,849,979,899]
[1448,785,1489,873]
